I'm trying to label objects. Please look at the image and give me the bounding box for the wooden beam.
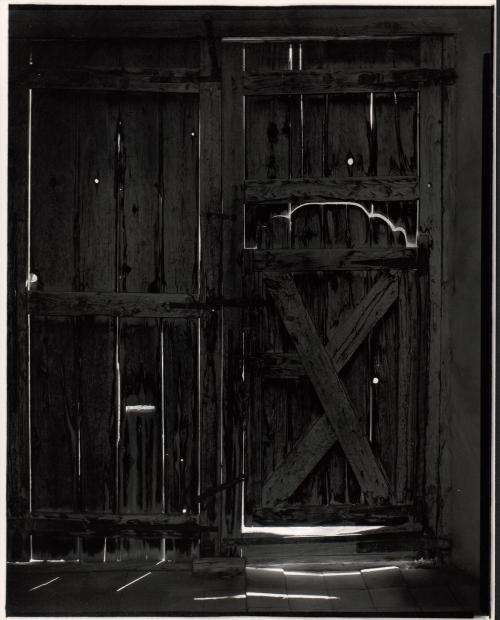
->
[9,514,210,538]
[244,67,455,95]
[19,67,202,93]
[262,276,398,503]
[250,503,414,526]
[9,7,467,40]
[28,291,201,318]
[220,41,245,553]
[263,272,390,502]
[247,248,417,272]
[199,38,223,557]
[419,37,444,535]
[7,40,30,562]
[245,176,418,203]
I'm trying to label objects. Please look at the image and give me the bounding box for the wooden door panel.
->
[30,91,79,291]
[79,316,116,513]
[30,316,79,512]
[234,36,434,524]
[118,318,163,514]
[163,318,199,515]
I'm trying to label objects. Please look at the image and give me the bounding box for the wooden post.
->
[199,36,223,557]
[8,39,31,561]
[221,42,245,554]
[419,36,444,534]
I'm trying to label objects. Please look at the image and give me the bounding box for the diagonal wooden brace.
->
[262,272,396,504]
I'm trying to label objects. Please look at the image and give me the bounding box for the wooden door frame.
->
[219,33,456,544]
[8,7,463,561]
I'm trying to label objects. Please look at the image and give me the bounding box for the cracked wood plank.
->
[263,272,391,502]
[262,275,398,504]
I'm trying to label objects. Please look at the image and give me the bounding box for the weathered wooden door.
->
[9,37,223,562]
[221,38,449,528]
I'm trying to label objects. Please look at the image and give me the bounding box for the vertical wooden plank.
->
[164,319,198,514]
[371,300,399,492]
[119,94,161,293]
[438,34,457,543]
[78,94,117,291]
[79,316,116,513]
[162,94,199,294]
[8,39,30,561]
[245,203,290,520]
[119,318,162,514]
[30,317,79,512]
[221,41,245,551]
[419,36,443,533]
[375,92,418,176]
[30,90,78,290]
[245,95,291,180]
[303,95,326,178]
[326,94,371,177]
[244,42,290,72]
[199,38,222,555]
[396,272,419,503]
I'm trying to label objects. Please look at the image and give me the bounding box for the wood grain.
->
[221,42,245,549]
[29,291,200,317]
[79,317,116,513]
[23,66,201,92]
[119,318,162,514]
[163,320,198,514]
[30,90,77,290]
[248,247,418,272]
[199,41,223,555]
[246,176,418,203]
[30,317,79,511]
[262,276,398,504]
[419,37,443,533]
[263,272,390,501]
[120,95,161,293]
[162,94,199,294]
[244,68,455,95]
[326,94,371,177]
[77,94,117,291]
[8,41,30,548]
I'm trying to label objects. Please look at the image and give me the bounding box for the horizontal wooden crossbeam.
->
[18,67,204,93]
[245,176,418,203]
[249,503,414,526]
[28,291,201,318]
[246,248,418,272]
[244,67,456,95]
[9,513,210,538]
[262,275,398,504]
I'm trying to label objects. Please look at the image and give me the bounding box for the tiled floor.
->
[6,563,483,615]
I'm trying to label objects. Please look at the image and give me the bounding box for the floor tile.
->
[246,566,289,611]
[411,584,463,612]
[329,588,376,612]
[401,567,450,588]
[361,566,406,589]
[323,569,366,590]
[369,586,419,612]
[285,571,331,611]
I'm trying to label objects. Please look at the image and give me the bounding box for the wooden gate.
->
[220,38,450,528]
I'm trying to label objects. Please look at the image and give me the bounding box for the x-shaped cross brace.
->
[262,272,399,505]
